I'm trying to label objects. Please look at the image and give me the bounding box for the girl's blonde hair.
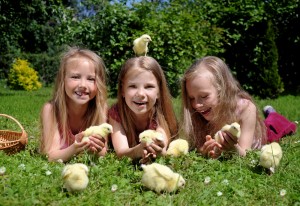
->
[40,46,108,153]
[181,56,266,149]
[116,56,178,147]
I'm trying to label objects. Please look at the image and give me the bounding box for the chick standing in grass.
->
[62,163,89,193]
[259,142,282,173]
[141,163,185,193]
[133,34,152,56]
[166,139,189,157]
[81,123,113,143]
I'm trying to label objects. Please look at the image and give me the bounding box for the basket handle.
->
[0,114,26,132]
[0,113,28,145]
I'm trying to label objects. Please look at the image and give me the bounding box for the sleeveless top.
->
[58,123,77,150]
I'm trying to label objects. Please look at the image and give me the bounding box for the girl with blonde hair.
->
[40,47,108,162]
[109,56,178,162]
[182,56,296,158]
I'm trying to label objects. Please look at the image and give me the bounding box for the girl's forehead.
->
[125,67,154,79]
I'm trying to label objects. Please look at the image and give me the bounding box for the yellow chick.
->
[139,129,164,145]
[133,34,152,56]
[141,163,185,193]
[259,142,282,173]
[81,123,113,142]
[62,163,89,193]
[214,122,241,143]
[166,139,189,157]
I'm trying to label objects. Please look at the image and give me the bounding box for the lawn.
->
[0,86,300,206]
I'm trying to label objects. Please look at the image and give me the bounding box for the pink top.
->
[58,123,76,150]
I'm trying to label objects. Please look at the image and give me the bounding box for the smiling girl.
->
[109,56,178,162]
[40,47,108,162]
[181,56,296,158]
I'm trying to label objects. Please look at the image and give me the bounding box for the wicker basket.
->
[0,114,28,155]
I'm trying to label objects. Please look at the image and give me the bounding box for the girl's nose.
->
[136,87,145,97]
[79,79,87,88]
[194,99,204,108]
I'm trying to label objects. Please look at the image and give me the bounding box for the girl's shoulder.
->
[236,98,257,114]
[42,102,53,114]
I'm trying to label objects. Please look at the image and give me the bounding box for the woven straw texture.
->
[0,114,28,155]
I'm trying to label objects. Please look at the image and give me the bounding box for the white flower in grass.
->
[111,184,118,192]
[56,159,63,164]
[217,191,223,196]
[18,164,26,170]
[204,176,211,185]
[222,179,229,185]
[0,166,6,175]
[295,121,298,124]
[294,140,300,144]
[45,170,52,176]
[250,159,258,167]
[280,189,287,197]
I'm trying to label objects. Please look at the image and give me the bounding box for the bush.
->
[8,58,42,91]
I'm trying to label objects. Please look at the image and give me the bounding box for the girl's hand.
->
[218,131,238,151]
[74,133,90,154]
[88,134,106,154]
[147,139,166,158]
[200,135,222,158]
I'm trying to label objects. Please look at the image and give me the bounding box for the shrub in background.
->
[8,58,42,91]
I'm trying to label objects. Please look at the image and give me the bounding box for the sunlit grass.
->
[0,86,299,205]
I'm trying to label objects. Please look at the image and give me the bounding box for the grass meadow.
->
[0,85,300,206]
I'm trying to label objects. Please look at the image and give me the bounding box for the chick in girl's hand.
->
[141,163,185,193]
[166,139,189,157]
[62,163,89,192]
[81,123,113,142]
[139,129,164,145]
[259,142,282,173]
[214,122,241,143]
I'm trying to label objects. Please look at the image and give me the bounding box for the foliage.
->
[0,0,299,98]
[8,59,42,91]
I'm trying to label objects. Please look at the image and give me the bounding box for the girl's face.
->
[64,58,97,106]
[122,69,159,118]
[186,71,219,121]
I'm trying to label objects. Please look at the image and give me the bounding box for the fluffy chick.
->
[139,129,164,145]
[214,122,241,143]
[166,139,189,157]
[259,142,282,173]
[141,163,185,193]
[82,123,113,142]
[62,163,89,193]
[133,34,152,56]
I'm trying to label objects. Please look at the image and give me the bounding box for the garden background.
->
[0,0,299,205]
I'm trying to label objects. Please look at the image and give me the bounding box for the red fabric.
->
[264,112,297,142]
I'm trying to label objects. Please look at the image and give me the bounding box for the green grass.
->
[1,87,300,205]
